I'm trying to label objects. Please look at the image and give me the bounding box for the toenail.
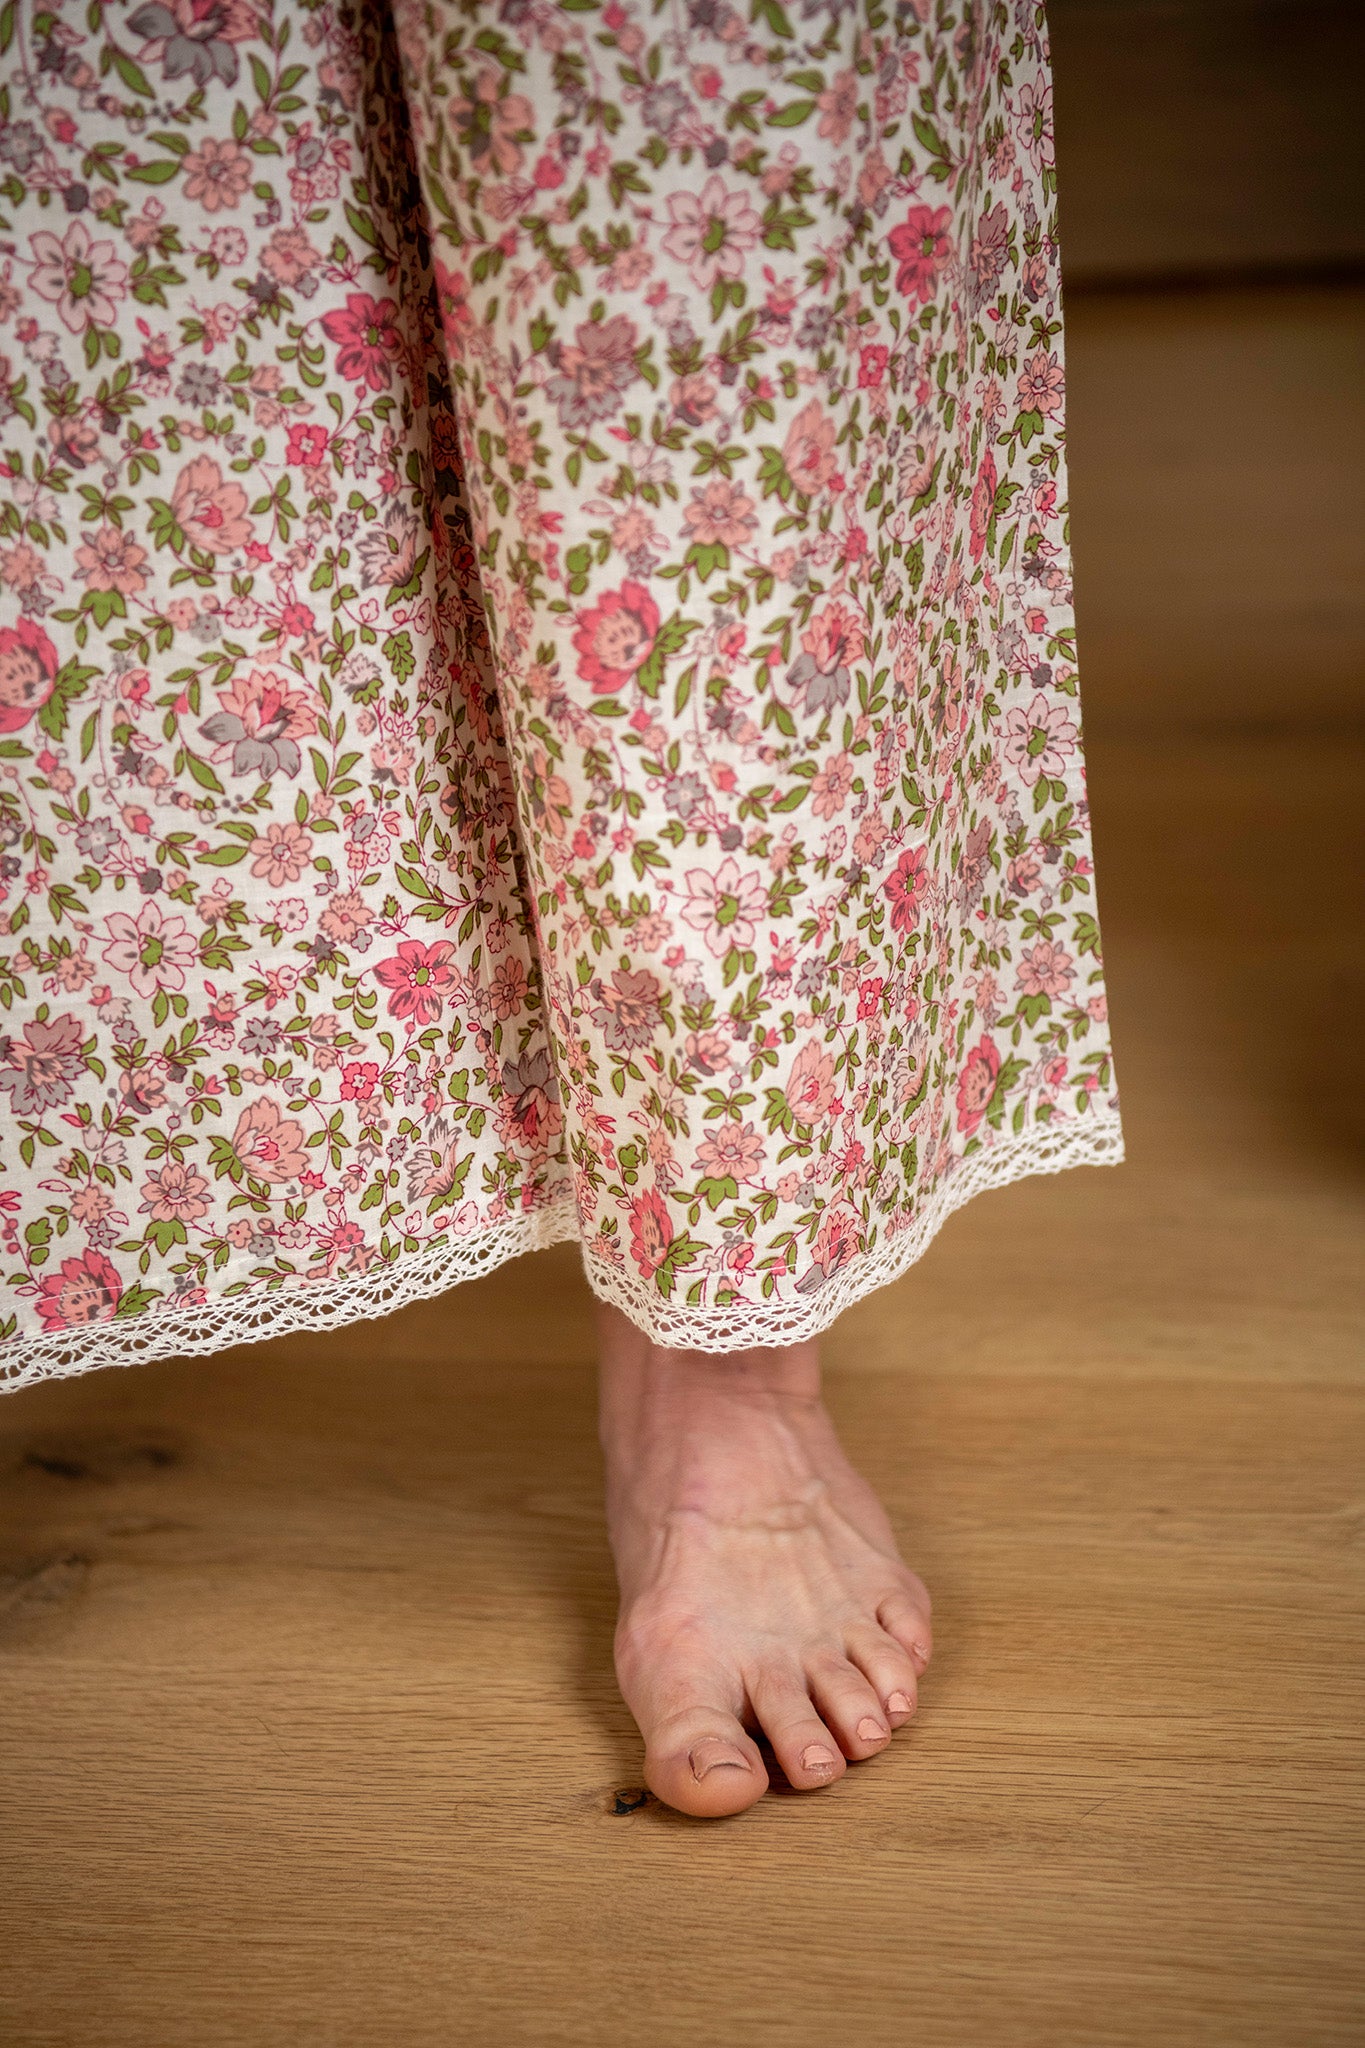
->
[911,1643,931,1666]
[800,1744,838,1773]
[856,1717,888,1742]
[689,1739,752,1782]
[887,1691,913,1716]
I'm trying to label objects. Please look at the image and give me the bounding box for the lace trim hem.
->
[0,1200,581,1394]
[581,1109,1125,1351]
[0,1110,1122,1391]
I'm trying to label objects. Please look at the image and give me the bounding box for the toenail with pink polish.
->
[688,1739,752,1781]
[800,1744,837,1772]
[856,1716,887,1742]
[887,1691,913,1715]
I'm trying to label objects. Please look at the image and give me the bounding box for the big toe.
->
[641,1709,769,1818]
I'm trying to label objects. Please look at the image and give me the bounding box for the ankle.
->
[595,1306,824,1445]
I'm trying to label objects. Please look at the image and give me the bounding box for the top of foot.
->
[597,1308,932,1819]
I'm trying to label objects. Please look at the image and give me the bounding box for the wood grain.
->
[1,331,1363,2045]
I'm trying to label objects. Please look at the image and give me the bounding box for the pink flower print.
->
[495,1048,563,1152]
[809,750,854,820]
[631,912,673,954]
[0,540,47,592]
[181,136,252,211]
[680,856,769,958]
[1003,692,1078,784]
[1017,939,1075,999]
[787,1039,838,1125]
[544,314,641,431]
[587,967,665,1051]
[969,201,1011,296]
[100,901,199,998]
[0,618,58,734]
[75,524,149,596]
[956,1036,1001,1134]
[0,2,1121,1362]
[857,343,889,389]
[817,68,859,145]
[1008,847,1043,895]
[786,601,866,716]
[488,955,528,1021]
[48,405,106,470]
[1016,79,1055,169]
[200,667,316,780]
[887,204,953,304]
[681,478,758,549]
[969,448,997,563]
[432,258,473,354]
[929,653,967,738]
[810,1204,861,1279]
[670,372,718,427]
[249,821,313,885]
[232,1098,310,1184]
[285,422,330,467]
[1018,348,1065,417]
[171,455,252,556]
[882,845,929,934]
[0,1012,86,1115]
[35,1246,122,1331]
[128,0,256,91]
[139,1160,211,1224]
[27,221,128,332]
[205,225,247,266]
[320,292,402,393]
[662,176,762,291]
[896,436,941,503]
[374,938,458,1026]
[523,745,573,837]
[340,1060,380,1101]
[451,70,535,178]
[629,1187,674,1279]
[572,581,660,695]
[261,227,322,284]
[696,1120,766,1183]
[782,401,840,495]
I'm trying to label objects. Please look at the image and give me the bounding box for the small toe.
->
[844,1624,920,1725]
[806,1656,893,1759]
[641,1708,769,1819]
[749,1671,848,1791]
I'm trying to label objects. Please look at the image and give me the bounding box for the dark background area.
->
[1054,0,1364,736]
[1054,0,1364,289]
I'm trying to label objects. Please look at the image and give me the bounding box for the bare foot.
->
[597,1304,933,1819]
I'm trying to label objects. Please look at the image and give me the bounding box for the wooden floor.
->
[2,331,1364,2043]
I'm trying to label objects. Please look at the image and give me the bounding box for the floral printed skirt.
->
[0,0,1121,1391]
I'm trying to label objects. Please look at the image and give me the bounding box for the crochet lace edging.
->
[581,1109,1125,1352]
[0,1198,582,1394]
[0,1110,1122,1391]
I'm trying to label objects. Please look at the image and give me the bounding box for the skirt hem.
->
[580,1108,1125,1351]
[0,1110,1122,1392]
